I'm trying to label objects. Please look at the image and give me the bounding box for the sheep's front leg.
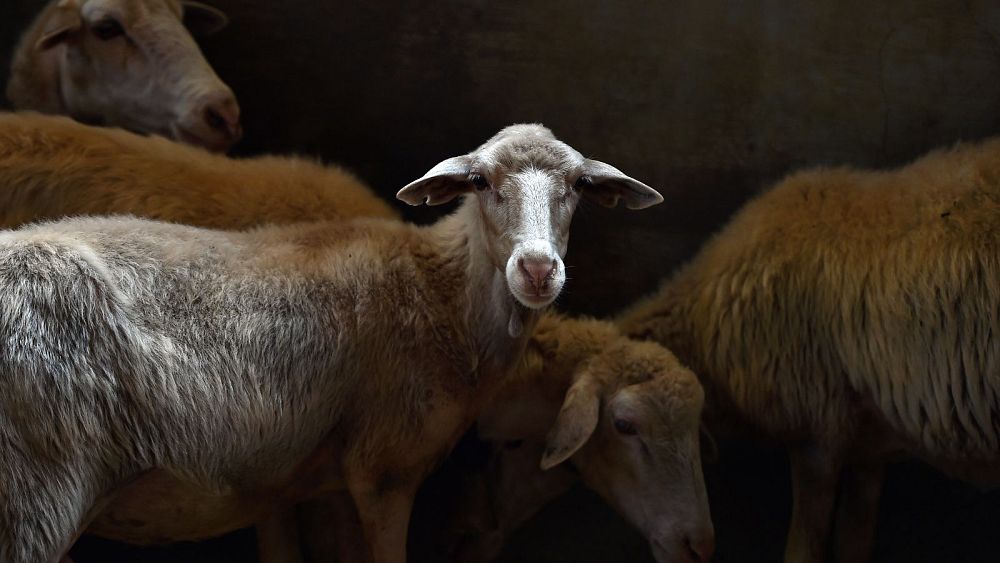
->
[256,508,304,563]
[297,493,370,563]
[348,473,422,563]
[832,461,885,563]
[784,445,842,563]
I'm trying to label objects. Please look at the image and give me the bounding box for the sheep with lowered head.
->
[7,0,241,151]
[0,123,662,563]
[614,136,1000,562]
[0,112,399,228]
[441,313,715,563]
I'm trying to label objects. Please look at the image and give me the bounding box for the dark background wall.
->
[3,0,1000,561]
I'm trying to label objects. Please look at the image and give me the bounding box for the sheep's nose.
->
[684,534,715,563]
[200,92,242,143]
[518,257,556,291]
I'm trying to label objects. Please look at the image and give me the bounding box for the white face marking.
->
[60,0,240,151]
[470,136,582,309]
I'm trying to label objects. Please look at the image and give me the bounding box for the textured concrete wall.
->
[3,0,1000,561]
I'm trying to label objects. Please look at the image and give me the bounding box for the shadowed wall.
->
[2,0,1000,561]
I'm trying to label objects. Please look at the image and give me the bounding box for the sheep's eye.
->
[503,439,524,450]
[573,176,592,191]
[470,174,490,191]
[92,18,125,41]
[614,418,638,436]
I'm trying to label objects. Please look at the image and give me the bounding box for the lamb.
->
[0,123,662,563]
[441,313,715,563]
[0,112,399,228]
[612,137,1000,562]
[7,0,241,152]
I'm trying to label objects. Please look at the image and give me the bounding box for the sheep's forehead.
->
[602,351,704,425]
[477,127,583,177]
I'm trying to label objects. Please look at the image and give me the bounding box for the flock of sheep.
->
[1,1,998,562]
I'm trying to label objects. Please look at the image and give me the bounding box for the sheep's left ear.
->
[579,159,662,210]
[36,1,82,51]
[397,156,472,206]
[540,373,600,470]
[182,1,229,36]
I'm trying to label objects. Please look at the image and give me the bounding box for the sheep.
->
[292,313,713,563]
[440,313,715,563]
[0,112,400,228]
[7,0,241,152]
[0,123,662,563]
[611,136,1000,562]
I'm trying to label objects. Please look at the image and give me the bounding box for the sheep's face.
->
[583,372,713,562]
[469,341,714,563]
[29,0,240,151]
[397,124,663,310]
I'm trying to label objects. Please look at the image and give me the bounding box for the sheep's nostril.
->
[200,95,242,140]
[204,107,226,132]
[684,535,715,563]
[519,257,556,290]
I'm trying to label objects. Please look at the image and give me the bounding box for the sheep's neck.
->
[430,198,538,385]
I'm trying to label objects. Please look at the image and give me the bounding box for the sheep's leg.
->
[297,493,370,563]
[256,507,304,563]
[784,445,841,563]
[347,474,422,563]
[831,461,885,563]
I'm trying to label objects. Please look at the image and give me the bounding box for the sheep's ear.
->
[36,2,82,51]
[182,1,229,36]
[397,156,472,206]
[540,373,600,470]
[579,159,662,210]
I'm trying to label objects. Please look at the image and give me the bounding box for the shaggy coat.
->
[617,137,1000,562]
[0,113,398,229]
[0,211,517,563]
[0,123,661,562]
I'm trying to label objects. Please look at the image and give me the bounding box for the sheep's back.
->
[673,138,1000,458]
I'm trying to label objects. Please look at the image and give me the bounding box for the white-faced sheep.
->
[0,112,399,228]
[7,0,240,151]
[614,137,1000,562]
[0,123,662,563]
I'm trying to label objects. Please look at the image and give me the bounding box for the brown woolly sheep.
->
[616,137,1000,562]
[0,112,399,228]
[7,0,240,151]
[450,313,714,563]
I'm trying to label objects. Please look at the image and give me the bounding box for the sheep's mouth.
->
[511,288,558,309]
[173,124,236,153]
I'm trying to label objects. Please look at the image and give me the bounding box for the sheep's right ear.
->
[397,156,472,206]
[579,159,663,210]
[182,1,229,36]
[540,373,601,470]
[36,1,82,51]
